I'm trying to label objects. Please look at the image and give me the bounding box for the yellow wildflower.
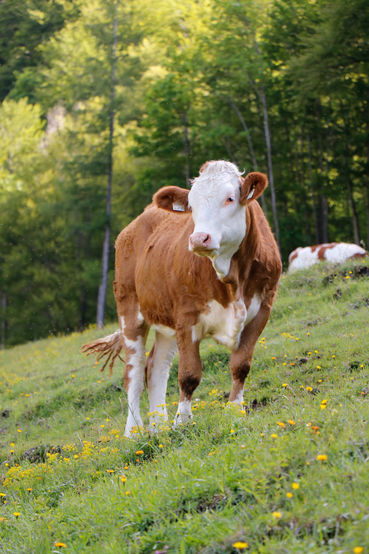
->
[286,492,293,498]
[316,454,328,461]
[13,512,21,518]
[292,482,299,490]
[287,419,296,425]
[135,450,144,455]
[54,543,67,548]
[120,475,127,483]
[272,511,282,519]
[353,548,363,554]
[277,421,285,428]
[232,542,248,549]
[271,434,278,439]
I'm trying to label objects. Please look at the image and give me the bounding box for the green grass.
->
[1,261,369,553]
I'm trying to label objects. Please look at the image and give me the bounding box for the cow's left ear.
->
[240,172,268,204]
[153,186,190,213]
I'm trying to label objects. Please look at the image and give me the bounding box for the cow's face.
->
[188,161,246,260]
[153,161,268,279]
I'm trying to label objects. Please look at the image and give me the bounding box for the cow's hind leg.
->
[146,331,177,431]
[174,330,202,426]
[120,313,148,438]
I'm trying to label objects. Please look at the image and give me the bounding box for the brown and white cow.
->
[288,242,367,272]
[82,161,282,436]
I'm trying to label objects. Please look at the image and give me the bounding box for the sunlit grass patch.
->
[1,259,369,552]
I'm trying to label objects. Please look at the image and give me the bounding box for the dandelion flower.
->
[120,475,127,483]
[54,542,67,548]
[353,548,363,554]
[135,450,144,455]
[272,511,282,519]
[316,454,328,461]
[277,421,285,428]
[106,469,114,474]
[271,433,278,439]
[232,541,248,549]
[287,419,296,425]
[13,512,21,518]
[292,482,299,490]
[286,492,293,498]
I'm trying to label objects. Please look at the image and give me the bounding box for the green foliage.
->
[1,261,369,552]
[1,0,369,345]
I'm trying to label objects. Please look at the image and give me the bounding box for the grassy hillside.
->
[1,261,369,554]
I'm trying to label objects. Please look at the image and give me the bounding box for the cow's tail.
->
[81,330,124,374]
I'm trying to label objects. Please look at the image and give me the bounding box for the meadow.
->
[1,261,368,553]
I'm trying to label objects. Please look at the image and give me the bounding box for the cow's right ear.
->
[153,186,190,213]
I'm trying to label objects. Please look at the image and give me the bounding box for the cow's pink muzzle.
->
[189,232,213,252]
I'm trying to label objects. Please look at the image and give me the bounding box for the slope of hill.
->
[1,261,369,553]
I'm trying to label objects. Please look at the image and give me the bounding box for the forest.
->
[1,0,368,347]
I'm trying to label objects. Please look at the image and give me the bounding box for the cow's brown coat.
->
[83,164,282,432]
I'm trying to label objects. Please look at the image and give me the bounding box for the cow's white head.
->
[153,160,268,280]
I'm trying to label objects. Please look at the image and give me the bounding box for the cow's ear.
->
[240,172,268,204]
[153,186,190,213]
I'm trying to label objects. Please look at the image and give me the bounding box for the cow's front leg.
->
[146,332,177,431]
[174,330,202,426]
[121,319,148,438]
[229,304,271,405]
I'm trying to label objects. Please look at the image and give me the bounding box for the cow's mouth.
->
[190,245,217,258]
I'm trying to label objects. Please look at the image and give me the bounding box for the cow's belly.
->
[191,295,261,349]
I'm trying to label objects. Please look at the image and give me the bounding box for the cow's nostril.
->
[190,232,212,249]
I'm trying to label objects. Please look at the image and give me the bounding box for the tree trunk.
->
[229,98,268,214]
[317,121,329,243]
[259,85,280,248]
[306,132,319,242]
[96,3,118,329]
[1,292,6,349]
[182,112,190,185]
[346,179,360,244]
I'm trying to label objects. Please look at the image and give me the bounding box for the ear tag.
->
[247,188,255,200]
[172,202,185,212]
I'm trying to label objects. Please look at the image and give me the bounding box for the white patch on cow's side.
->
[151,324,176,337]
[191,298,247,349]
[188,161,247,280]
[288,246,318,272]
[174,399,192,426]
[191,294,261,349]
[325,243,366,263]
[148,333,177,431]
[120,316,146,437]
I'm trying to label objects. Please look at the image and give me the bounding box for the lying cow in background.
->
[288,242,367,272]
[83,161,282,437]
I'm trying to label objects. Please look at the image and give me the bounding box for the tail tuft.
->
[81,330,124,374]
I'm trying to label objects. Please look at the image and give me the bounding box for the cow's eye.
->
[225,196,235,205]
